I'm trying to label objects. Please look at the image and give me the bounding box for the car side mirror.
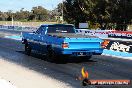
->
[32,30,36,33]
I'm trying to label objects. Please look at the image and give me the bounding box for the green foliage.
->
[63,0,132,28]
[0,6,54,22]
[0,0,132,29]
[31,6,49,21]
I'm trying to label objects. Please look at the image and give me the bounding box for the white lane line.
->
[4,35,21,41]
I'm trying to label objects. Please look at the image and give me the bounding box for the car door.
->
[38,26,47,53]
[31,26,44,51]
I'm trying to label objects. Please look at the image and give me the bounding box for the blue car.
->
[22,24,104,61]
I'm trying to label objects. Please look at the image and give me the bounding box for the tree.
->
[0,11,3,21]
[107,0,132,31]
[31,6,49,21]
[63,0,132,29]
[49,3,63,22]
[64,0,98,27]
[14,9,30,21]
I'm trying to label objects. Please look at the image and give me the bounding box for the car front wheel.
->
[25,44,31,55]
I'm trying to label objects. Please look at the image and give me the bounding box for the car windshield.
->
[47,25,75,33]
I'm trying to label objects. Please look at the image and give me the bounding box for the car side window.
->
[41,27,47,34]
[36,26,46,34]
[36,27,42,34]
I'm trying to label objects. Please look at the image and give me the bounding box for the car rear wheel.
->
[46,46,58,62]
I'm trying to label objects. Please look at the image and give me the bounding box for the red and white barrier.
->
[76,29,132,39]
[76,29,114,38]
[108,31,132,39]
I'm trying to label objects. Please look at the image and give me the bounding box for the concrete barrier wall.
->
[0,25,37,31]
[76,29,132,58]
[108,31,132,39]
[103,39,132,57]
[76,29,114,38]
[76,29,132,39]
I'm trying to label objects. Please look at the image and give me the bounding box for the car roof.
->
[41,24,74,27]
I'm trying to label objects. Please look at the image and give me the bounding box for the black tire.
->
[46,46,58,62]
[25,44,31,55]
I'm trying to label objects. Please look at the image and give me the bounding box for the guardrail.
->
[0,25,37,31]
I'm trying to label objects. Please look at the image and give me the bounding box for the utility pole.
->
[9,10,14,26]
[12,15,14,26]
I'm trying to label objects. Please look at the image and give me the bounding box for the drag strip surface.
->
[0,33,132,88]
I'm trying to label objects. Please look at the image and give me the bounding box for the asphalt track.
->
[0,30,132,88]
